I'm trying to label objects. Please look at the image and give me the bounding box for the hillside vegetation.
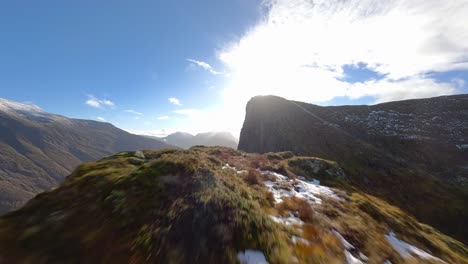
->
[0,147,466,263]
[238,95,468,244]
[0,98,171,214]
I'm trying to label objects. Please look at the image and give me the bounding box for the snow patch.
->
[310,179,320,185]
[270,214,304,226]
[260,170,339,204]
[263,180,296,203]
[332,230,354,250]
[222,164,248,175]
[0,98,43,113]
[345,250,364,264]
[385,231,445,263]
[222,164,236,170]
[291,235,310,245]
[237,250,268,264]
[0,98,71,124]
[332,230,367,264]
[262,170,357,263]
[359,253,368,262]
[261,170,288,181]
[456,144,468,150]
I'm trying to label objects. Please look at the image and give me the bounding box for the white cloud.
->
[198,0,467,136]
[168,97,182,106]
[187,59,224,75]
[347,77,457,104]
[85,95,115,108]
[157,115,170,120]
[218,0,467,102]
[125,109,143,115]
[96,116,106,122]
[140,0,467,137]
[86,98,100,108]
[102,100,114,106]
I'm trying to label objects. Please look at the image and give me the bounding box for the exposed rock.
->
[238,94,468,243]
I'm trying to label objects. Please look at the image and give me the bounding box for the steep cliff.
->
[239,95,468,243]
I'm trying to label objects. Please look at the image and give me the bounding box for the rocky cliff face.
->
[238,95,468,243]
[0,98,172,214]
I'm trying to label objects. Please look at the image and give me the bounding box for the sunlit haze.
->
[1,0,467,137]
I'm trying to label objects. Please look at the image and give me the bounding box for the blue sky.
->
[0,1,260,135]
[1,0,467,137]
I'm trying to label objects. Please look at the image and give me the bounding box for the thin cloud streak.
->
[187,59,224,75]
[125,109,143,115]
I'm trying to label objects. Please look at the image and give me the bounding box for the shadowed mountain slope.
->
[238,95,468,243]
[0,98,172,214]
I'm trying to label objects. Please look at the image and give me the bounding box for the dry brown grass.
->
[2,146,467,264]
[244,169,262,185]
[292,223,344,264]
[277,197,315,223]
[250,155,270,169]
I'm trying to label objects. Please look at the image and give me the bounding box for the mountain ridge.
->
[154,131,238,149]
[0,98,172,214]
[238,94,468,244]
[0,147,466,263]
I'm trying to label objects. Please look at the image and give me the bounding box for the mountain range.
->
[0,95,467,263]
[238,94,468,244]
[0,98,171,214]
[155,131,238,149]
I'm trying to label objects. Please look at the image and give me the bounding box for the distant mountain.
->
[156,131,238,149]
[1,147,466,263]
[0,98,172,214]
[238,94,468,243]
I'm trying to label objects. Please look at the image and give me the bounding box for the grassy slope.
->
[0,147,466,263]
[237,95,468,244]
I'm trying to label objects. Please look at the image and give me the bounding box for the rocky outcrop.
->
[239,94,468,243]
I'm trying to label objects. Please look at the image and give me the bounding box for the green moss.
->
[104,190,126,214]
[287,157,349,188]
[0,147,466,264]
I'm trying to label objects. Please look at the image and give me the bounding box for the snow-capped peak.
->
[0,98,70,124]
[0,98,43,113]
